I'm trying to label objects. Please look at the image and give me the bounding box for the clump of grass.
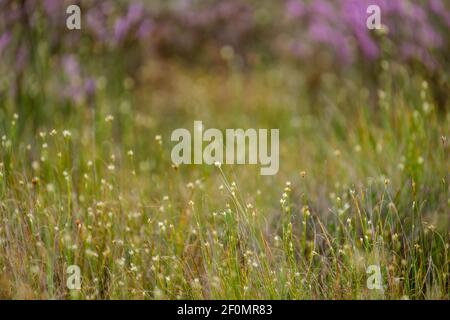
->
[0,62,448,299]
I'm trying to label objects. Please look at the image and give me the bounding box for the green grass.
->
[0,61,448,299]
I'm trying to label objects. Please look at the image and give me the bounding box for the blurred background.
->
[0,0,449,207]
[0,0,449,124]
[1,0,449,207]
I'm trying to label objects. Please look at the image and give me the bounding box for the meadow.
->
[0,0,449,300]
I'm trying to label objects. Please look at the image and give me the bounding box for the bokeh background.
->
[1,0,449,119]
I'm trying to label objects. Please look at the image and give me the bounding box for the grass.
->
[0,60,448,299]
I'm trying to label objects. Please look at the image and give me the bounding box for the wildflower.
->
[105,115,114,122]
[284,181,291,192]
[376,143,383,153]
[220,45,234,60]
[32,161,40,170]
[62,130,71,138]
[85,249,99,258]
[158,221,166,232]
[31,177,39,186]
[127,149,134,157]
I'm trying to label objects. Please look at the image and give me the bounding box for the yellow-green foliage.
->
[0,63,449,299]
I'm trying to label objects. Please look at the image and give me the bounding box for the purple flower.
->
[15,44,28,72]
[127,2,144,24]
[354,30,379,59]
[430,0,450,27]
[310,0,337,22]
[43,0,62,16]
[285,0,305,19]
[86,8,109,42]
[0,32,11,56]
[114,17,131,43]
[84,78,96,97]
[62,54,81,83]
[138,18,154,39]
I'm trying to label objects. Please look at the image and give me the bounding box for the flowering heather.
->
[0,1,446,62]
[283,0,449,69]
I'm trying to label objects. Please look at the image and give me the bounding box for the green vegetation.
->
[0,60,448,299]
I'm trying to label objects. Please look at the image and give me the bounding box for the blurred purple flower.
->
[430,0,450,27]
[86,7,110,42]
[15,44,28,72]
[63,55,80,79]
[127,2,144,24]
[310,0,337,22]
[354,30,379,59]
[84,78,96,97]
[285,0,305,19]
[43,0,62,16]
[138,18,154,39]
[114,17,131,43]
[0,32,11,56]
